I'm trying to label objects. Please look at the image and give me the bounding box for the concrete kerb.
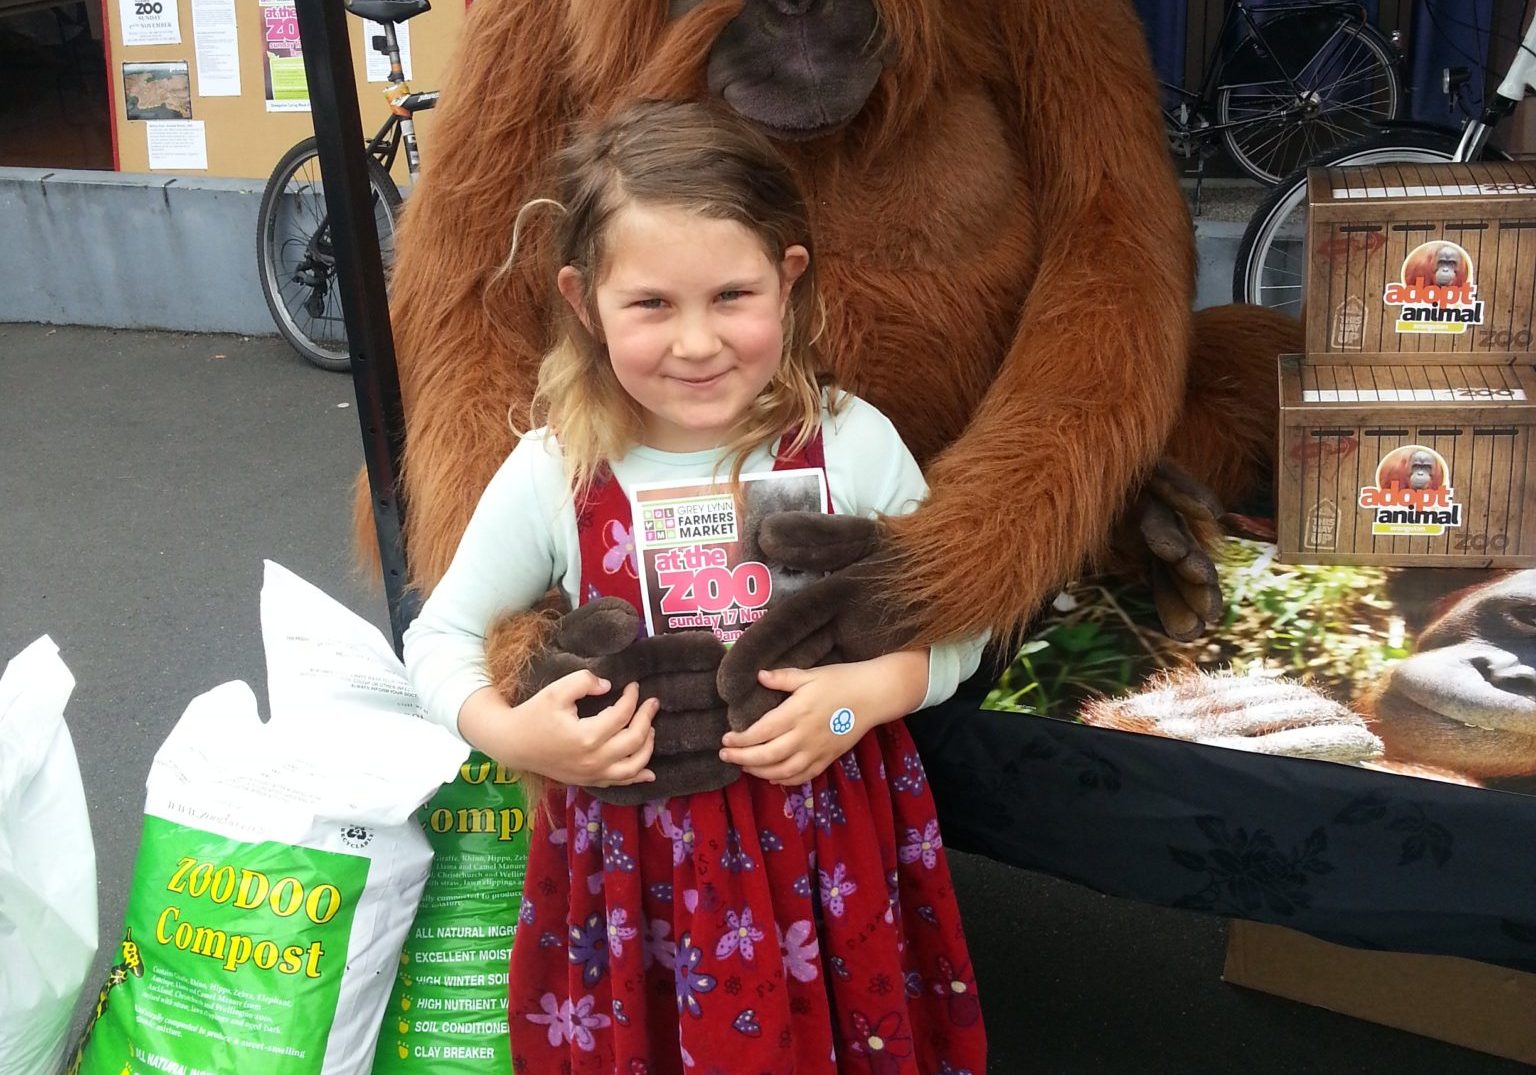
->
[0,167,275,335]
[0,166,1253,336]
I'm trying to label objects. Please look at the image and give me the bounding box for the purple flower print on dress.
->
[829,954,851,981]
[839,752,863,781]
[643,802,667,830]
[648,881,673,903]
[904,970,923,998]
[669,810,697,865]
[792,873,813,899]
[606,908,637,960]
[643,918,677,970]
[673,932,717,1018]
[719,827,755,873]
[758,828,783,852]
[915,905,939,927]
[883,869,899,925]
[603,827,636,872]
[818,863,857,918]
[783,784,815,831]
[899,820,944,870]
[519,896,536,927]
[714,908,764,961]
[812,784,846,833]
[526,993,573,1047]
[890,752,927,796]
[572,800,602,854]
[848,1010,912,1075]
[776,920,819,983]
[931,956,982,1027]
[603,519,639,578]
[568,912,609,987]
[568,995,612,1051]
[937,1064,975,1075]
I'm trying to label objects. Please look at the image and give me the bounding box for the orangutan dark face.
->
[670,0,887,139]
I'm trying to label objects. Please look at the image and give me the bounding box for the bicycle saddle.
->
[344,0,430,23]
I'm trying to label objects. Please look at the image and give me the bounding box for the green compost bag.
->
[70,680,467,1075]
[371,754,530,1071]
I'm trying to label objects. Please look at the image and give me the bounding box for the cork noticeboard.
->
[102,0,464,180]
[1276,353,1536,568]
[1305,160,1536,359]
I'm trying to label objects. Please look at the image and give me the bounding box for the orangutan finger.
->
[1139,498,1191,563]
[1171,564,1224,626]
[1151,561,1204,642]
[1149,460,1224,522]
[555,597,643,657]
[758,512,880,573]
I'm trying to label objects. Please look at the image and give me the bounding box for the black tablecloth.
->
[909,672,1536,973]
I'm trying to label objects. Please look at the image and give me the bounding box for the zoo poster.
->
[118,0,181,47]
[261,0,309,112]
[631,468,826,647]
[985,538,1536,797]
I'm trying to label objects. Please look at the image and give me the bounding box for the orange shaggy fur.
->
[364,0,1298,655]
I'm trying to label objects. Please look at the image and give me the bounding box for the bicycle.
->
[256,0,437,372]
[1233,5,1536,318]
[1163,0,1404,188]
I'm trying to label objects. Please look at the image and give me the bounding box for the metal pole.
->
[293,0,417,654]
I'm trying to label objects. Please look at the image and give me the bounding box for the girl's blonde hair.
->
[524,99,833,490]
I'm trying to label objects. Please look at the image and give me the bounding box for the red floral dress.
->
[507,432,987,1075]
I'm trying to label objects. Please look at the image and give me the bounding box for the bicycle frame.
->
[364,19,438,184]
[1163,0,1378,135]
[1454,9,1536,161]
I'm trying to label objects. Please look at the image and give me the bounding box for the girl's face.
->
[559,202,808,453]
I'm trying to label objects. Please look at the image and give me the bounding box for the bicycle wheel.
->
[1217,13,1401,185]
[1232,128,1480,317]
[257,136,402,372]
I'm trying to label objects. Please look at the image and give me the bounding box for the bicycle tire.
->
[1232,127,1511,317]
[1216,14,1401,185]
[256,136,402,373]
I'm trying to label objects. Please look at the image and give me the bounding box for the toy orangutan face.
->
[669,0,888,138]
[1372,571,1536,779]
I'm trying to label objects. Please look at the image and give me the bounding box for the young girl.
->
[403,100,988,1075]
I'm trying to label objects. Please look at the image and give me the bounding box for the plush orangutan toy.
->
[373,0,1300,792]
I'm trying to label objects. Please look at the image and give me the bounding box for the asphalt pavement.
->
[1,322,1526,1074]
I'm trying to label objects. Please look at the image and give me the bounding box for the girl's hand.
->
[458,672,659,789]
[717,650,928,785]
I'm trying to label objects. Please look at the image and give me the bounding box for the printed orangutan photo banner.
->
[984,538,1536,798]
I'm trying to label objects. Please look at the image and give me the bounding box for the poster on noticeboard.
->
[261,0,309,112]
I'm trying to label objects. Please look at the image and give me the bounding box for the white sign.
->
[1302,387,1526,403]
[364,20,412,83]
[190,0,240,96]
[146,120,208,170]
[119,0,181,46]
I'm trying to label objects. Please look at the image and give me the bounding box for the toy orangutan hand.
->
[1131,459,1226,642]
[717,513,913,733]
[1081,671,1385,764]
[523,597,736,804]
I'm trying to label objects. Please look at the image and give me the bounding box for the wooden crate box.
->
[1277,354,1536,567]
[1305,160,1536,357]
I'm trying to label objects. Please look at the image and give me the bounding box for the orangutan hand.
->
[1081,671,1385,764]
[1131,459,1226,642]
[717,513,914,733]
[524,597,737,804]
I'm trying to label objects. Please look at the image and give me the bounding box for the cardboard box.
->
[1224,921,1536,1066]
[1276,353,1536,567]
[1306,160,1536,357]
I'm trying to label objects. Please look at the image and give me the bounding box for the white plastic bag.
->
[259,562,532,1072]
[0,636,98,1075]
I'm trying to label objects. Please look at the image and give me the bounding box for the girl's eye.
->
[717,290,747,302]
[631,298,664,310]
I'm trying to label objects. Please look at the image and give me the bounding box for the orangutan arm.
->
[888,0,1194,647]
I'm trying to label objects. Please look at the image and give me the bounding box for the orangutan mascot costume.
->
[372,0,1300,768]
